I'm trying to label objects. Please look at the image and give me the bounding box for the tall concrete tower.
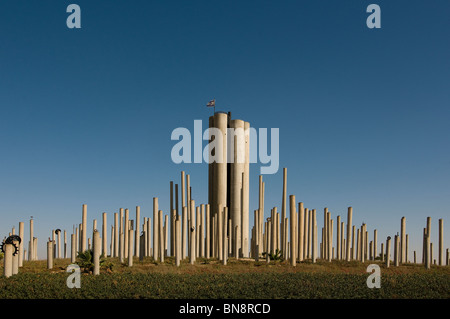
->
[208,112,250,258]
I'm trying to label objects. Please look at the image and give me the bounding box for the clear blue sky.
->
[1,0,449,260]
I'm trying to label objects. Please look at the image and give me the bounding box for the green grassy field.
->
[1,257,449,299]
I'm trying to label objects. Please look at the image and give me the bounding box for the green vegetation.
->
[0,258,448,299]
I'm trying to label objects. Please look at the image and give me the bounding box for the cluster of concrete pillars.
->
[5,167,449,275]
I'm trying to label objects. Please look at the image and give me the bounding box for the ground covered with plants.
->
[0,257,448,299]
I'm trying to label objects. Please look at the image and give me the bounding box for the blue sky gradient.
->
[1,0,449,259]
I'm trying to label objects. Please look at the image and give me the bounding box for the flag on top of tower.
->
[206,99,215,107]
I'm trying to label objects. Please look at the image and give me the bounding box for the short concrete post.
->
[374,229,377,261]
[3,244,13,277]
[47,241,53,269]
[189,200,196,264]
[414,251,416,264]
[93,230,101,275]
[139,233,145,262]
[381,242,384,262]
[12,240,19,275]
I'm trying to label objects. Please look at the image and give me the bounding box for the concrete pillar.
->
[369,241,373,261]
[93,230,101,274]
[119,208,124,259]
[3,244,13,277]
[196,206,200,258]
[101,212,107,258]
[360,225,365,263]
[159,210,164,262]
[153,197,159,260]
[289,195,296,266]
[147,218,152,257]
[329,218,333,261]
[218,204,224,260]
[181,171,186,256]
[386,237,391,268]
[374,229,378,261]
[222,207,228,265]
[139,234,145,262]
[425,232,430,269]
[18,222,24,267]
[114,213,119,257]
[52,230,56,259]
[352,225,356,260]
[394,235,399,267]
[308,210,312,259]
[304,207,309,260]
[298,203,304,262]
[400,217,406,263]
[406,234,409,263]
[189,200,196,264]
[198,204,204,258]
[12,240,19,275]
[176,218,181,266]
[164,214,169,257]
[381,242,384,262]
[281,168,287,258]
[340,222,344,260]
[124,209,129,258]
[64,230,67,259]
[323,208,328,260]
[312,209,317,263]
[346,207,352,261]
[242,121,250,258]
[206,204,210,259]
[439,219,443,266]
[71,234,76,263]
[336,215,341,261]
[356,229,360,261]
[82,204,87,252]
[170,181,174,256]
[33,238,38,260]
[182,205,187,259]
[414,250,416,264]
[430,242,433,267]
[128,229,133,267]
[230,119,245,257]
[47,241,53,269]
[29,218,34,261]
[187,174,191,233]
